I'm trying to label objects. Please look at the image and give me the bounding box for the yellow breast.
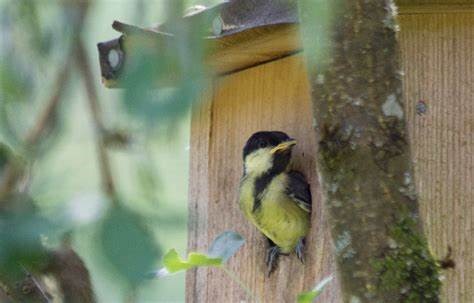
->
[239,174,310,253]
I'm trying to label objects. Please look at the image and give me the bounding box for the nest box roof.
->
[97,0,473,88]
[97,0,301,87]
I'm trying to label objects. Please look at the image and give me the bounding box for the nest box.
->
[97,1,474,301]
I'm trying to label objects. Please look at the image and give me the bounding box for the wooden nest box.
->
[98,1,474,302]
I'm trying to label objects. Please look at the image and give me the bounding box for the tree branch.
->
[300,0,441,302]
[75,42,118,203]
[0,1,88,200]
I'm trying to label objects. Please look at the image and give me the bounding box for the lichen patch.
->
[382,94,403,119]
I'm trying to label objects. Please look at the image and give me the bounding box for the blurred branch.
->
[1,2,96,302]
[76,42,118,203]
[0,48,73,199]
[24,63,71,146]
[20,265,51,303]
[0,1,88,200]
[0,157,23,199]
[44,244,96,303]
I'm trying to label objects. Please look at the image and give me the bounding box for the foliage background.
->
[0,0,219,302]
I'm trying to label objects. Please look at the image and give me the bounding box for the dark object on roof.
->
[97,0,301,88]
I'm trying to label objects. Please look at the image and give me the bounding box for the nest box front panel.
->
[187,11,474,302]
[187,54,339,303]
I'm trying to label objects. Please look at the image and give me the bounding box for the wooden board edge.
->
[185,91,213,302]
[399,4,474,14]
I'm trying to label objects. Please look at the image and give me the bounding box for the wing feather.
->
[286,170,312,212]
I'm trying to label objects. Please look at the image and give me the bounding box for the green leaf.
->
[208,230,245,262]
[153,231,245,278]
[297,275,333,303]
[297,291,319,303]
[98,206,161,286]
[163,249,222,274]
[0,193,56,280]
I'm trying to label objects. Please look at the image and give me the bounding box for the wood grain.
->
[399,12,474,303]
[398,4,474,14]
[186,55,340,303]
[208,23,301,76]
[397,0,474,5]
[187,11,474,303]
[186,93,213,302]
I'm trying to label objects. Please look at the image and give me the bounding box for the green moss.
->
[373,217,441,302]
[318,123,355,174]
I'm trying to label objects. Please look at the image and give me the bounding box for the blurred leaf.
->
[208,230,245,262]
[16,0,50,56]
[0,141,27,180]
[297,275,333,303]
[0,61,33,104]
[0,142,13,172]
[121,2,209,126]
[98,205,161,286]
[103,129,132,149]
[0,193,56,280]
[122,52,203,125]
[0,103,22,148]
[135,154,161,205]
[298,0,334,70]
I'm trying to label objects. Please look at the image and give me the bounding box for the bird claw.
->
[295,238,305,264]
[265,246,280,277]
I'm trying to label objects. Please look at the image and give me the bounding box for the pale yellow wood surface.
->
[187,55,340,302]
[187,12,474,303]
[397,0,474,5]
[208,24,301,76]
[398,4,474,14]
[399,12,474,303]
[186,95,213,301]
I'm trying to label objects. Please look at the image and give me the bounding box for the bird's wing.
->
[286,170,312,213]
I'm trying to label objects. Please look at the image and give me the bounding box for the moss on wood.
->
[373,217,440,302]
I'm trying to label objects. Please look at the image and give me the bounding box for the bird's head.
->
[242,131,296,176]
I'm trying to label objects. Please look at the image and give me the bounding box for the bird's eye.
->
[258,141,267,148]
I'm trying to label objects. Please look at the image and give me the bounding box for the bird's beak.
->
[270,140,297,154]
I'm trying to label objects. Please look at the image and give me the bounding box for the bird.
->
[238,131,311,276]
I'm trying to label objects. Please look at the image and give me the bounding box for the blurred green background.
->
[0,0,219,302]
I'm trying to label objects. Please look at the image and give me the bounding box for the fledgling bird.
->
[239,131,311,276]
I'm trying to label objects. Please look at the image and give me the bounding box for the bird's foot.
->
[295,238,305,264]
[265,246,280,277]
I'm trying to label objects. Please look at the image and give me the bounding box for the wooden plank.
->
[397,0,474,5]
[209,23,301,75]
[186,92,213,302]
[398,4,474,14]
[186,55,340,302]
[399,12,474,302]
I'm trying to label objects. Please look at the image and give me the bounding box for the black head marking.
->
[243,131,296,213]
[242,131,291,159]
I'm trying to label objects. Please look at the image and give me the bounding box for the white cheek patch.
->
[244,148,273,175]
